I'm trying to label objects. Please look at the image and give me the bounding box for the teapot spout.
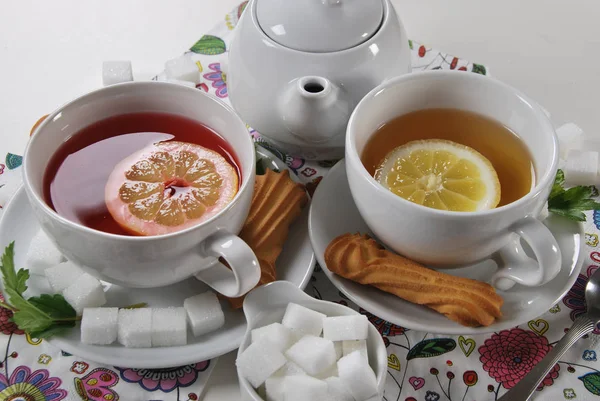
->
[279,76,353,144]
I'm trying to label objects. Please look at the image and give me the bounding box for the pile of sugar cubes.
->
[236,303,378,401]
[27,229,226,347]
[102,54,206,88]
[557,123,600,186]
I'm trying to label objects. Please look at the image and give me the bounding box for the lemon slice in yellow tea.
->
[376,139,501,212]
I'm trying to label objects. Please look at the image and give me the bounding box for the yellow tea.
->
[362,109,534,208]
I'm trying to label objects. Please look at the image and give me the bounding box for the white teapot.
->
[228,0,411,160]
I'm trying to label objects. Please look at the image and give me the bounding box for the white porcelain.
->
[346,71,562,290]
[228,0,411,160]
[309,160,584,334]
[23,82,259,295]
[237,281,387,401]
[256,0,383,53]
[0,149,316,368]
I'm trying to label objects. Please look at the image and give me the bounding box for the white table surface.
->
[1,0,599,399]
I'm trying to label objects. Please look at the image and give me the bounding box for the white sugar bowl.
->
[228,0,411,160]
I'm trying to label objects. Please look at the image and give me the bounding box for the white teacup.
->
[23,82,261,297]
[346,71,561,290]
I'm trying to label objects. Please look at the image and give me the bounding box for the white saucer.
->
[0,146,315,368]
[309,160,584,335]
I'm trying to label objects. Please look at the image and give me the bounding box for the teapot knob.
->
[322,0,342,5]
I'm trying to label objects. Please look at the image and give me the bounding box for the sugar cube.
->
[343,339,368,362]
[273,361,307,377]
[62,274,106,315]
[118,308,152,348]
[281,303,326,337]
[45,261,85,292]
[314,363,338,380]
[166,79,197,88]
[334,341,343,360]
[265,376,285,401]
[80,307,118,345]
[323,315,369,341]
[165,55,201,84]
[564,149,599,186]
[285,335,337,376]
[556,123,584,159]
[325,377,355,401]
[338,350,378,400]
[251,323,295,352]
[102,61,133,86]
[282,376,328,401]
[184,292,225,337]
[236,340,287,388]
[26,229,65,274]
[151,308,187,347]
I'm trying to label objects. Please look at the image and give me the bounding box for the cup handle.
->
[195,231,261,298]
[491,217,562,291]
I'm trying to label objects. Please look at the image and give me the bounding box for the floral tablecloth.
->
[0,2,599,401]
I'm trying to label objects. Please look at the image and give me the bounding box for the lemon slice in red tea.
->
[105,141,238,235]
[376,139,501,212]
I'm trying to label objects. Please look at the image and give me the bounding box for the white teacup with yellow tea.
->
[346,71,561,290]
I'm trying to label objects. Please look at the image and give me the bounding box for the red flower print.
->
[458,66,467,71]
[479,328,559,390]
[450,57,458,70]
[300,167,317,178]
[0,294,23,335]
[0,164,5,175]
[463,370,478,386]
[418,45,426,57]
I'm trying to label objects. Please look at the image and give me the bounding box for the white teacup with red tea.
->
[23,82,261,296]
[346,71,562,290]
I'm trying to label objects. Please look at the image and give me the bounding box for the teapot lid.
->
[256,0,384,53]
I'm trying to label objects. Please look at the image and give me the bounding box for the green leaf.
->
[549,170,565,199]
[11,308,53,333]
[0,242,29,297]
[407,338,456,360]
[190,35,226,55]
[408,40,413,50]
[472,63,487,75]
[28,294,76,320]
[30,322,75,340]
[579,372,600,395]
[547,169,600,222]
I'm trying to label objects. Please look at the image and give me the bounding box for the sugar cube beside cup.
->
[117,308,152,348]
[45,261,85,292]
[102,61,133,86]
[80,307,118,345]
[151,307,187,347]
[183,291,225,337]
[62,274,106,315]
[26,229,65,274]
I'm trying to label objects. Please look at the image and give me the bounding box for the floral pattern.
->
[0,366,67,401]
[479,328,560,390]
[203,63,227,98]
[116,362,210,392]
[0,2,597,401]
[563,265,600,333]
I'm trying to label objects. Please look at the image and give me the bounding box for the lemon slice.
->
[376,139,501,212]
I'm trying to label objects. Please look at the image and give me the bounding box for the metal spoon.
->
[498,268,600,401]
